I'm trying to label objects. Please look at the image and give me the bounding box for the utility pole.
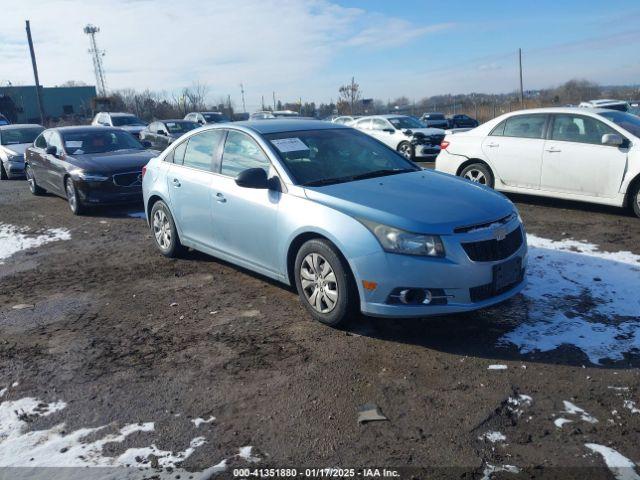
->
[518,48,524,108]
[239,83,246,113]
[261,95,265,111]
[272,91,276,111]
[84,24,107,97]
[25,20,45,125]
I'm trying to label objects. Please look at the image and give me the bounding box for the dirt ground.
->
[1,176,639,480]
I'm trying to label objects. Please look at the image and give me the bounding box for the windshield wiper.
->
[303,176,353,187]
[349,168,416,181]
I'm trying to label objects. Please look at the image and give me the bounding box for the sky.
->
[1,0,639,111]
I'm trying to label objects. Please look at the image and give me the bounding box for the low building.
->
[0,85,97,124]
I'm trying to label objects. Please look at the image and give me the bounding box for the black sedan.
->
[139,119,199,150]
[447,114,479,129]
[24,126,158,215]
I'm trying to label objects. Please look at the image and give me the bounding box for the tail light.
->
[440,140,450,150]
[141,165,147,179]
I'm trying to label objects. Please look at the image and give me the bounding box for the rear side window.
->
[220,130,270,177]
[489,121,506,136]
[180,130,224,171]
[502,115,546,139]
[34,133,48,148]
[550,114,616,145]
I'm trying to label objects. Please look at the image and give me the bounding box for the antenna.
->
[83,24,107,97]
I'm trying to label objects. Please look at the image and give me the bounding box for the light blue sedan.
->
[142,120,527,326]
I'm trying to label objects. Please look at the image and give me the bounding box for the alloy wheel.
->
[66,180,77,212]
[153,209,172,250]
[398,143,412,159]
[26,167,35,192]
[464,169,487,184]
[300,253,338,313]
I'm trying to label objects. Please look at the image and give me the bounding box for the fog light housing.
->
[388,288,448,306]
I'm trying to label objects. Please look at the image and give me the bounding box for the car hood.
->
[303,170,514,235]
[404,127,445,136]
[1,143,30,156]
[118,125,146,133]
[68,149,157,174]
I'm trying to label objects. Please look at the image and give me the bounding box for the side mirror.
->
[235,167,269,189]
[45,145,58,156]
[197,119,204,125]
[141,140,152,148]
[602,133,623,146]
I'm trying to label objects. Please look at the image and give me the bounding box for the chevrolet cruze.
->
[142,120,527,326]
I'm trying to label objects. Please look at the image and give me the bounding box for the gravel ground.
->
[1,177,639,480]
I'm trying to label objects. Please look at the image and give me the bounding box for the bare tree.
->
[338,77,361,115]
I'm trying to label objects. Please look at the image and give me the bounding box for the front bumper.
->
[351,220,528,318]
[3,159,25,178]
[75,180,143,205]
[414,144,441,159]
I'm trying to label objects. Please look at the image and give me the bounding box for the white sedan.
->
[435,107,640,218]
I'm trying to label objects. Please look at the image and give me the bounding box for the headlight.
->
[8,155,23,163]
[72,170,110,181]
[360,220,445,257]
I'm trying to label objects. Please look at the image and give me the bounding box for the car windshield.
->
[265,128,420,186]
[598,111,640,138]
[164,121,199,134]
[388,116,425,129]
[425,114,445,120]
[0,127,44,145]
[203,113,227,122]
[111,116,145,126]
[62,130,144,154]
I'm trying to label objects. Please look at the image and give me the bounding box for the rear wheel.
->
[460,162,494,188]
[294,239,358,327]
[65,177,85,215]
[150,200,184,257]
[397,141,414,161]
[630,181,640,218]
[26,164,45,194]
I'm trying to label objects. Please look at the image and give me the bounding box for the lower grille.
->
[469,268,525,302]
[462,227,523,262]
[113,171,142,187]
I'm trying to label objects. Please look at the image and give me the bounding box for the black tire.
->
[0,163,7,180]
[397,141,414,161]
[630,180,640,219]
[460,162,495,188]
[294,238,358,327]
[65,177,86,215]
[25,164,45,194]
[150,200,185,257]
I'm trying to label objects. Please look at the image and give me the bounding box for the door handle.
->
[216,193,227,203]
[487,142,499,148]
[172,178,181,187]
[545,147,561,153]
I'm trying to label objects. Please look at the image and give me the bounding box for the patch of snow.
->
[11,382,17,387]
[608,386,630,392]
[238,446,261,462]
[191,416,215,427]
[623,400,640,414]
[554,418,572,428]
[507,394,532,417]
[563,401,598,424]
[585,444,640,480]
[0,224,71,261]
[478,431,506,443]
[488,364,508,370]
[0,388,6,397]
[481,463,520,480]
[499,235,640,365]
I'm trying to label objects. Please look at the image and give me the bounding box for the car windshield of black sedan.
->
[599,111,640,138]
[0,127,44,145]
[388,116,425,129]
[62,131,144,154]
[266,129,419,186]
[165,121,199,134]
[203,113,228,122]
[111,116,145,126]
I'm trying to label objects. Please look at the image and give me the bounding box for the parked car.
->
[435,107,640,217]
[250,111,276,120]
[184,112,229,125]
[0,114,10,126]
[272,110,299,118]
[25,126,157,214]
[579,99,629,112]
[92,112,147,138]
[332,116,359,125]
[143,120,527,326]
[420,112,449,129]
[0,124,44,179]
[139,119,199,150]
[352,115,445,160]
[629,101,640,116]
[447,114,479,129]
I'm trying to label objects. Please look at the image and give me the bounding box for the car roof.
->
[0,123,43,130]
[51,126,123,134]
[503,106,616,115]
[158,119,192,123]
[223,119,349,134]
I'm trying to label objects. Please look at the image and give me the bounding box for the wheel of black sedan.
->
[65,177,85,215]
[397,141,413,160]
[294,238,358,327]
[631,181,640,218]
[25,164,45,194]
[150,200,184,257]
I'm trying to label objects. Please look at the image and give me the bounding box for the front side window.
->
[388,116,425,129]
[598,111,640,138]
[48,132,64,152]
[550,114,616,145]
[181,129,224,171]
[34,132,48,148]
[502,115,546,139]
[0,127,44,145]
[165,121,199,134]
[221,130,270,177]
[265,128,419,186]
[354,119,371,130]
[371,119,388,131]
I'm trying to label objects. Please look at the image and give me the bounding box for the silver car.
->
[0,124,44,179]
[142,120,527,326]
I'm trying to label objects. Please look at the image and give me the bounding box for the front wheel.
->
[294,239,358,327]
[150,200,184,257]
[460,163,495,188]
[26,164,45,194]
[397,141,414,161]
[65,177,85,215]
[630,181,640,219]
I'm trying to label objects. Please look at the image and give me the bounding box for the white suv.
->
[352,115,445,160]
[92,112,147,138]
[435,107,640,217]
